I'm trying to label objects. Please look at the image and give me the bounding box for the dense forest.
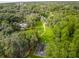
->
[0,1,79,58]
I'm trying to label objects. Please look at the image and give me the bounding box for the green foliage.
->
[0,2,79,58]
